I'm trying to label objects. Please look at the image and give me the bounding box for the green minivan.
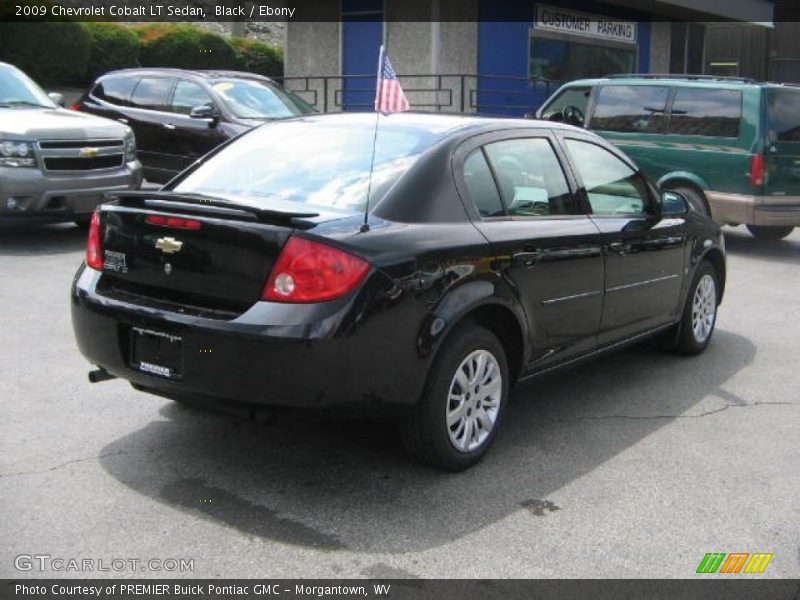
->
[536,75,800,240]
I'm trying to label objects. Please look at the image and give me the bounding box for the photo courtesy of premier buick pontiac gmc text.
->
[71,113,726,471]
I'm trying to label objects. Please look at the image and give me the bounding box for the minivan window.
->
[92,77,136,107]
[463,150,505,217]
[668,88,741,138]
[171,80,213,115]
[130,77,173,110]
[768,89,800,143]
[539,86,590,121]
[590,85,669,134]
[483,138,575,216]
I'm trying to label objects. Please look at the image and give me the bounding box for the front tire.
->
[674,261,719,355]
[746,225,794,240]
[402,324,509,471]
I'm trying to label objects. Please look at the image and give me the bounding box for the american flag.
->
[375,47,410,114]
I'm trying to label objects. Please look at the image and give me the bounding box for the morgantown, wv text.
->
[15,583,392,598]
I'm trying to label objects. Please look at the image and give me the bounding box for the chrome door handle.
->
[608,241,630,255]
[117,118,128,124]
[163,123,177,130]
[512,251,543,266]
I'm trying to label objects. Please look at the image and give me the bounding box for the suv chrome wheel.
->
[446,349,502,452]
[691,273,717,344]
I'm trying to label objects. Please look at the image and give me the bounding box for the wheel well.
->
[702,248,726,302]
[664,179,711,215]
[461,304,524,386]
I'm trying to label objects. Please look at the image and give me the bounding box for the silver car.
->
[0,62,142,225]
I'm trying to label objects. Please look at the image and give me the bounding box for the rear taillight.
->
[262,236,370,303]
[145,214,202,230]
[86,210,103,271]
[68,103,80,111]
[750,153,765,187]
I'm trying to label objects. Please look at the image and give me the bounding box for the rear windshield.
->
[173,118,444,213]
[767,89,800,143]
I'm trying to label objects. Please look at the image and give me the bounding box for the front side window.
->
[483,138,575,217]
[668,88,742,138]
[463,150,505,217]
[565,139,649,216]
[171,81,214,115]
[130,77,174,110]
[174,119,443,213]
[92,77,136,106]
[590,85,669,134]
[539,86,591,123]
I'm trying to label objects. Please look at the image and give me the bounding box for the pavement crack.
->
[551,401,793,423]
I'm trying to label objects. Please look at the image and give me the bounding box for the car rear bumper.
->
[707,191,800,227]
[71,265,427,409]
[0,161,142,222]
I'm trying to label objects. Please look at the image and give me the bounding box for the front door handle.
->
[163,123,177,130]
[512,250,543,267]
[608,241,630,255]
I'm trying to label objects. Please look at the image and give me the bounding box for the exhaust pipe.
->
[88,368,116,383]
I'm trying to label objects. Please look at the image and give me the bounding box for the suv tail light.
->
[68,103,80,111]
[750,153,765,187]
[262,236,370,303]
[86,210,103,271]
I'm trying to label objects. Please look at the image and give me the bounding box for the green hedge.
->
[82,23,139,80]
[230,38,284,78]
[0,21,283,88]
[0,21,91,86]
[137,24,240,71]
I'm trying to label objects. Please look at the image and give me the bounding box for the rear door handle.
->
[163,123,177,130]
[608,241,630,255]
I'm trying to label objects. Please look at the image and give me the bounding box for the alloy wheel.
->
[446,349,502,452]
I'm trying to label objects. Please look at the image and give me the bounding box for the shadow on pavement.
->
[723,227,800,265]
[99,329,755,554]
[0,222,86,256]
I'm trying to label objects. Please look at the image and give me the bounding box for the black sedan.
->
[73,68,315,184]
[71,113,726,471]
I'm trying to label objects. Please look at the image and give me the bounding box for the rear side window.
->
[668,88,742,137]
[92,77,136,106]
[130,77,173,110]
[483,138,575,217]
[463,150,505,217]
[565,139,650,216]
[768,90,800,143]
[590,85,669,134]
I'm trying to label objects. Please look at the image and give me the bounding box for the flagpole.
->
[361,44,385,234]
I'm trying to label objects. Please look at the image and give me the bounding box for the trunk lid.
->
[95,192,326,317]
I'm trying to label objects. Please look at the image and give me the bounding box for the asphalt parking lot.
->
[0,224,798,579]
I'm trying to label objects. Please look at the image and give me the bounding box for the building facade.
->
[284,0,775,116]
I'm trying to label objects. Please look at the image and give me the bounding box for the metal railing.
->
[276,74,562,116]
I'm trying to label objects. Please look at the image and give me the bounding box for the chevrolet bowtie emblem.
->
[155,237,183,254]
[78,147,99,158]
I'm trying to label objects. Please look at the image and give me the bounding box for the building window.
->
[529,37,635,81]
[670,23,705,74]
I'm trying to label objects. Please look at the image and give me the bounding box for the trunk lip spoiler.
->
[103,190,320,227]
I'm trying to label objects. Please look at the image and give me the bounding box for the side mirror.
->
[47,92,64,107]
[660,191,689,216]
[189,104,219,125]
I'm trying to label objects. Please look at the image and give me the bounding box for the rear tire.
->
[674,261,719,355]
[746,225,794,240]
[668,185,710,217]
[401,324,509,471]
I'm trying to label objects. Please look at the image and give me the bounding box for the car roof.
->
[557,75,800,91]
[98,68,275,84]
[279,111,587,137]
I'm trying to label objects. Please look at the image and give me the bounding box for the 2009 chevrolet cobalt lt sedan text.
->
[71,113,726,470]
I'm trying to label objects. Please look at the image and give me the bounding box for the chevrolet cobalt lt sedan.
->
[71,113,726,471]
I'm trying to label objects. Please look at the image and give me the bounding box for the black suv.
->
[74,69,315,184]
